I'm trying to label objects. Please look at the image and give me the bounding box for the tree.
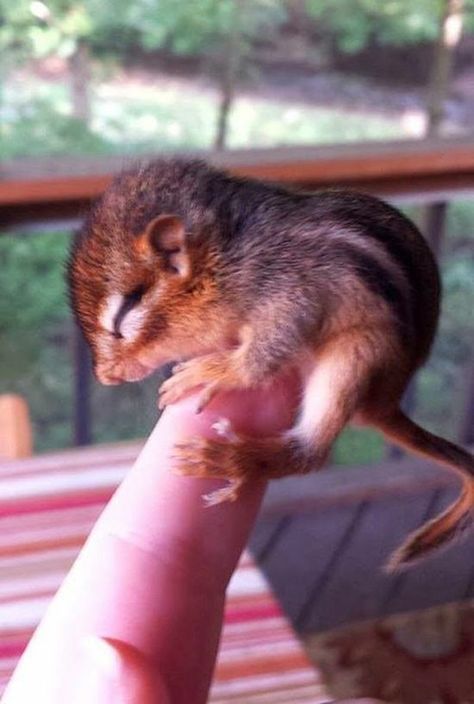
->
[426,0,465,136]
[214,0,247,150]
[113,0,286,149]
[305,0,474,54]
[0,0,141,125]
[0,0,95,123]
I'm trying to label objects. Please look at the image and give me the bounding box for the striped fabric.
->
[0,442,329,702]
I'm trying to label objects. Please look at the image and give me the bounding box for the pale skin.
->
[2,374,384,704]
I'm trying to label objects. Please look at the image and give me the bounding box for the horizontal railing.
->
[1,137,473,448]
[2,138,474,229]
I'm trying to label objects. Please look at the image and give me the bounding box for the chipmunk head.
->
[67,163,232,385]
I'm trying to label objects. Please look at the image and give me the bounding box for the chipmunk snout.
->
[95,358,152,385]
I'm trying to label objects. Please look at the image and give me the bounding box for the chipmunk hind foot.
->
[172,419,316,506]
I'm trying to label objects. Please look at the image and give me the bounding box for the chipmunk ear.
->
[137,214,190,278]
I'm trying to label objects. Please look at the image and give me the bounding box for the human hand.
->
[2,373,301,703]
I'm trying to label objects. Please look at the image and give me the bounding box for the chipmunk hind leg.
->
[174,331,382,504]
[286,331,383,472]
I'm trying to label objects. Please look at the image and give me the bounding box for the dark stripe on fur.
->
[334,242,413,338]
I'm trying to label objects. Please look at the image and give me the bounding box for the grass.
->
[2,72,406,159]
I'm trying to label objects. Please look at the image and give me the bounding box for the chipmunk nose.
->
[95,360,152,385]
[95,364,123,385]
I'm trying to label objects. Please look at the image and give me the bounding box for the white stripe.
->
[0,444,141,476]
[0,547,78,584]
[100,294,124,334]
[221,618,287,637]
[0,658,21,672]
[211,684,328,703]
[0,466,125,501]
[220,634,296,652]
[210,668,320,697]
[227,566,268,598]
[0,522,93,550]
[0,596,51,629]
[216,639,308,663]
[0,571,65,600]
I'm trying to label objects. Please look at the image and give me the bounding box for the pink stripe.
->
[0,490,113,518]
[0,503,102,529]
[224,603,282,623]
[0,445,140,479]
[0,641,29,659]
[0,588,56,605]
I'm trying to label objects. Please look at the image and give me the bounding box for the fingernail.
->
[81,635,122,680]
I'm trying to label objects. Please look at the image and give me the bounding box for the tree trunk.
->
[286,0,309,35]
[214,0,245,150]
[425,0,464,136]
[69,40,91,124]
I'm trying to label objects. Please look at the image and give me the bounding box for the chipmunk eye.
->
[125,285,146,306]
[112,285,146,339]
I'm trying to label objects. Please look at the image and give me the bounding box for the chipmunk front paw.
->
[158,354,238,412]
[158,363,212,410]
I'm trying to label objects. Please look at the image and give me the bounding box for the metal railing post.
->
[72,322,92,446]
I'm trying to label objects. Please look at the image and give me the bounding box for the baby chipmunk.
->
[68,158,474,571]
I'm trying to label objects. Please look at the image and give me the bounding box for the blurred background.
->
[1,2,474,701]
[1,0,473,460]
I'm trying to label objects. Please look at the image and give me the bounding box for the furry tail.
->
[374,409,474,571]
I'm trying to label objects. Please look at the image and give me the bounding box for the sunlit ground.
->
[2,71,407,159]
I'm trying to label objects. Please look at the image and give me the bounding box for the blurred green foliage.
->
[3,0,474,64]
[0,99,112,159]
[0,0,286,65]
[306,0,474,53]
[118,0,286,55]
[0,0,473,460]
[0,232,72,450]
[1,200,472,456]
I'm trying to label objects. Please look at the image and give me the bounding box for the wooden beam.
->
[1,138,474,229]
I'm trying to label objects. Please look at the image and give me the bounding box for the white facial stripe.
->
[119,308,146,341]
[100,293,146,341]
[100,294,124,334]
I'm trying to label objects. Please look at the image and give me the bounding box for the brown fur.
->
[67,158,473,570]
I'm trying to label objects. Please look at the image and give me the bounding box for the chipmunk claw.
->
[172,433,250,506]
[202,478,244,506]
[211,417,239,441]
[157,382,178,410]
[172,437,244,505]
[158,356,226,411]
[195,383,220,413]
[158,363,201,408]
